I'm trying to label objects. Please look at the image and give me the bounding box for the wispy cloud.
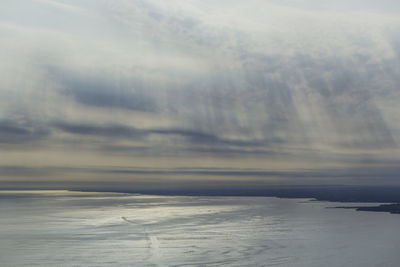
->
[0,120,49,144]
[1,0,400,188]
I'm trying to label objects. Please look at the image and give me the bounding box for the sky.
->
[1,0,400,191]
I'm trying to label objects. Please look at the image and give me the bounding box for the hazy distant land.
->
[2,186,400,215]
[34,186,400,215]
[332,204,400,214]
[106,186,400,215]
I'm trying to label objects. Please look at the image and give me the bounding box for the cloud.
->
[47,67,158,112]
[1,165,400,183]
[0,166,49,177]
[0,0,400,188]
[0,120,49,144]
[52,121,144,139]
[100,144,281,158]
[52,121,279,147]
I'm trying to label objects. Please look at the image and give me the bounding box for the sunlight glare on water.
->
[0,192,399,266]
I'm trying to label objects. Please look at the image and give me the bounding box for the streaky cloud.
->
[0,120,50,144]
[52,121,279,147]
[47,67,158,112]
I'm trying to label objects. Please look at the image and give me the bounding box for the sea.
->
[0,191,399,266]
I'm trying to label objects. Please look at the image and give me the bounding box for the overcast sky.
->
[1,0,400,191]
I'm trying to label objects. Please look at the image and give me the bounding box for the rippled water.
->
[0,191,399,266]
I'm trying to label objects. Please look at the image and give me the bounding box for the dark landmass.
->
[332,204,400,214]
[2,185,400,214]
[78,185,400,214]
[71,185,400,203]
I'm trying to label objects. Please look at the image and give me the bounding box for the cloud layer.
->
[1,0,400,189]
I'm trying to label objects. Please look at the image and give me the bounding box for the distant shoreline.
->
[330,204,400,214]
[1,186,400,215]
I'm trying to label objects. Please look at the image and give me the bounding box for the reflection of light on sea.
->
[0,193,400,266]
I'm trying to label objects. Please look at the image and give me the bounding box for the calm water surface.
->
[0,191,399,266]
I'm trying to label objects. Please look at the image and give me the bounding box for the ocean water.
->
[0,191,399,266]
